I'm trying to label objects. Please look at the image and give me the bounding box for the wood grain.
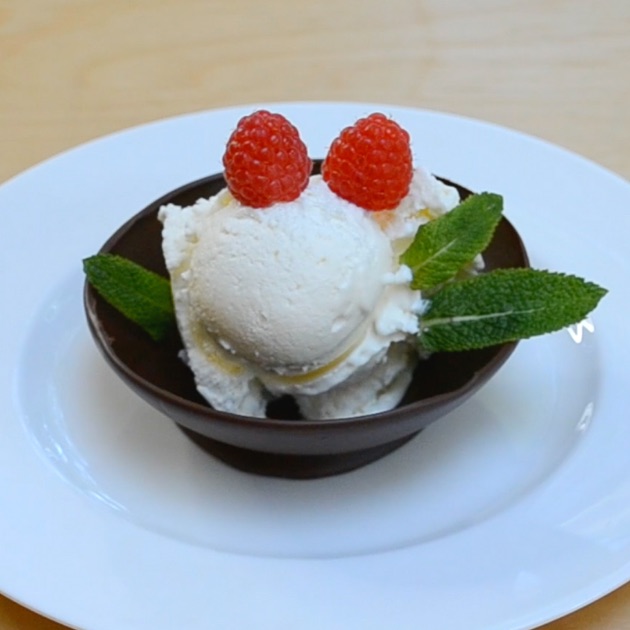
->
[1,0,629,627]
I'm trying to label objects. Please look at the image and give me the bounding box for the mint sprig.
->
[419,268,607,352]
[401,191,608,351]
[83,254,175,341]
[400,192,503,290]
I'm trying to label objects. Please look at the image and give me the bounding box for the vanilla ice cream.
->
[159,169,460,419]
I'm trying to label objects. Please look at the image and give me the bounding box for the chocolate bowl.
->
[84,171,529,479]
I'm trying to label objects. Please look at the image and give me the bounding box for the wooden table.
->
[1,1,628,627]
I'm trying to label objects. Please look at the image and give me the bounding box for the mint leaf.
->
[419,268,607,352]
[83,254,175,341]
[400,193,503,290]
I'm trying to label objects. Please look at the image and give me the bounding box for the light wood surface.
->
[1,1,629,628]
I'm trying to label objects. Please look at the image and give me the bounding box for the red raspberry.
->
[321,113,413,211]
[222,110,312,208]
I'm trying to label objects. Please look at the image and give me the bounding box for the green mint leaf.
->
[83,254,175,341]
[419,268,607,352]
[400,192,503,290]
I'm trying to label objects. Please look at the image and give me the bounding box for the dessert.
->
[84,110,607,427]
[158,112,467,419]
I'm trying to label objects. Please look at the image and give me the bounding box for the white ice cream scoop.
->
[188,177,392,372]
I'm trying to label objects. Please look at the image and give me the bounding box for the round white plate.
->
[2,102,629,630]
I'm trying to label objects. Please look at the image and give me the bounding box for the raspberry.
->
[321,113,413,211]
[222,110,312,208]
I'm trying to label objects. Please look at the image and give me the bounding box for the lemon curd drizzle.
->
[190,316,362,385]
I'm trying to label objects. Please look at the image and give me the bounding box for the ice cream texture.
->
[159,169,461,419]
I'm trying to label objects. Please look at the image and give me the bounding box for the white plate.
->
[2,102,629,630]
